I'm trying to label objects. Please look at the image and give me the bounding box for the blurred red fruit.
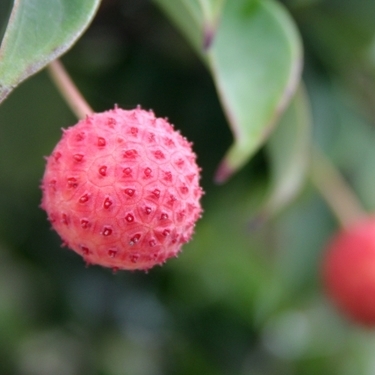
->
[322,217,375,326]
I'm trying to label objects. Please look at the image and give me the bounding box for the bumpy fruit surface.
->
[41,107,203,271]
[322,217,375,326]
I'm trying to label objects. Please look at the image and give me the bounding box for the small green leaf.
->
[154,0,302,182]
[0,0,101,104]
[260,85,311,221]
[211,0,302,182]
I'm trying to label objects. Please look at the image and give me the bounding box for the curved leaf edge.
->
[0,0,102,104]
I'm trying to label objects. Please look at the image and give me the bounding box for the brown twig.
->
[47,59,94,119]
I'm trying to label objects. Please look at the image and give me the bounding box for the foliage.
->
[1,0,375,374]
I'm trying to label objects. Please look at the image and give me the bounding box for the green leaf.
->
[154,0,302,182]
[0,0,101,104]
[260,85,311,220]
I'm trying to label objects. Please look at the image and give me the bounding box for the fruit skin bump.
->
[321,217,375,326]
[40,106,203,271]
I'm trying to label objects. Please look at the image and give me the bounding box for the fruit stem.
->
[47,59,94,119]
[310,146,366,228]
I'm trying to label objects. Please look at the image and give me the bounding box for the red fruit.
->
[41,106,203,271]
[322,217,375,326]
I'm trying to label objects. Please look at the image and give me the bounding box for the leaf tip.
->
[202,22,217,51]
[214,160,233,184]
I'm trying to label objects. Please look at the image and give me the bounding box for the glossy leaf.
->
[260,85,311,220]
[0,0,101,103]
[154,0,302,182]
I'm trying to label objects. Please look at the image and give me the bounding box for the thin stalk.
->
[47,59,94,119]
[310,147,366,228]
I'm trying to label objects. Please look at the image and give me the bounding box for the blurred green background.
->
[2,0,375,374]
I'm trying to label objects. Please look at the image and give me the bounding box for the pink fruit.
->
[41,106,203,271]
[321,217,375,326]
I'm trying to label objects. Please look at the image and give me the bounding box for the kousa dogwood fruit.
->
[41,106,203,272]
[322,217,375,326]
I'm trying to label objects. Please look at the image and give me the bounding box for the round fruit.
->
[41,106,203,271]
[321,217,375,326]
